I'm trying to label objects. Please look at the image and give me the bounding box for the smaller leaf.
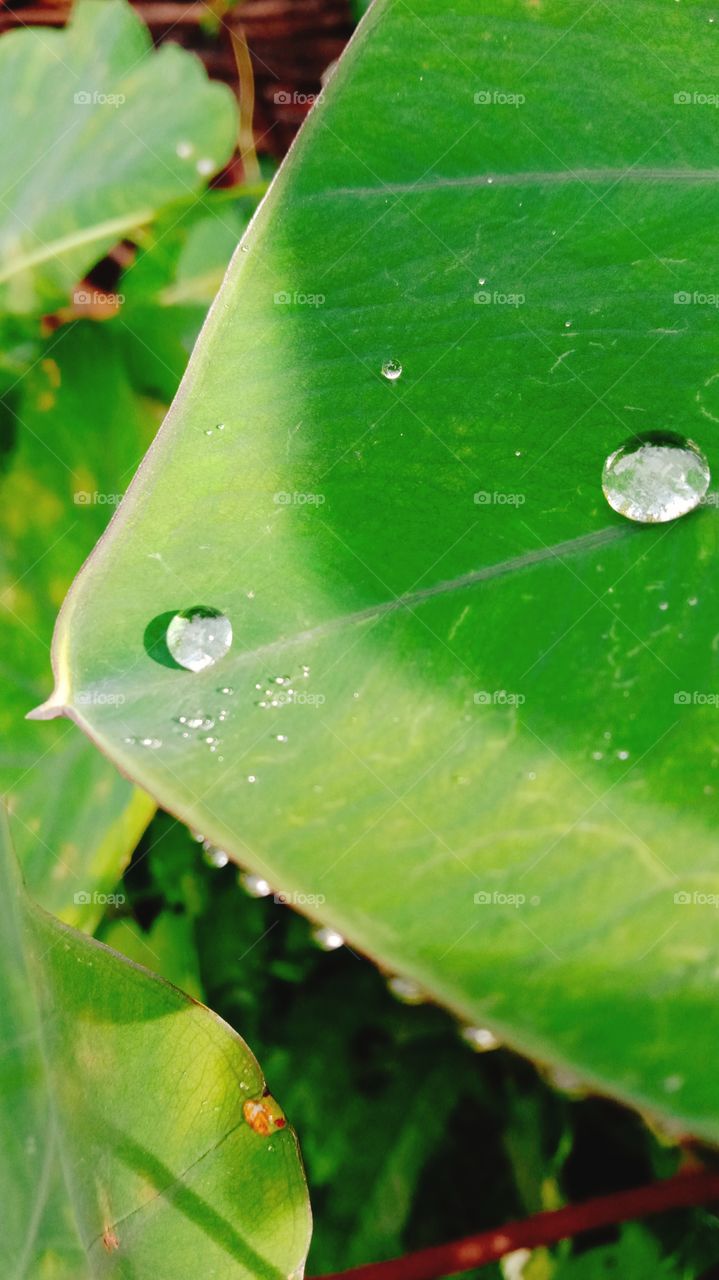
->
[0,815,311,1279]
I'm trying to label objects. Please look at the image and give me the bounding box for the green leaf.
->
[0,814,311,1278]
[37,0,719,1138]
[1,324,156,924]
[0,0,236,314]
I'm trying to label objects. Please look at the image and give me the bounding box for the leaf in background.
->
[0,0,236,314]
[35,0,719,1138]
[1,323,156,924]
[119,194,254,400]
[0,814,311,1279]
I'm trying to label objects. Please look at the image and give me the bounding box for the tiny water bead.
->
[381,358,402,382]
[601,432,710,523]
[239,871,273,898]
[386,975,426,1005]
[202,841,229,869]
[166,607,232,672]
[312,925,344,952]
[460,1025,500,1053]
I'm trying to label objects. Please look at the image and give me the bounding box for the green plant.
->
[6,0,719,1276]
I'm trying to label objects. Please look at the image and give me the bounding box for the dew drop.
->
[381,358,402,382]
[196,157,215,177]
[460,1025,500,1053]
[202,841,229,869]
[176,140,193,158]
[189,829,205,843]
[602,432,710,523]
[219,686,234,695]
[312,926,344,951]
[139,737,162,749]
[166,607,232,672]
[239,872,272,898]
[275,734,288,743]
[387,975,426,1005]
[247,774,257,784]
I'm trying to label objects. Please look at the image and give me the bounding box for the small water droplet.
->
[219,686,234,695]
[591,751,604,761]
[387,975,425,1005]
[239,872,272,897]
[247,774,257,783]
[312,926,344,951]
[688,597,698,606]
[460,1026,500,1053]
[663,1074,684,1093]
[478,277,486,286]
[176,139,193,158]
[139,737,162,749]
[123,736,136,745]
[166,607,232,672]
[275,734,288,743]
[602,432,710,523]
[616,749,630,760]
[189,829,204,842]
[381,358,402,382]
[196,157,215,177]
[202,841,229,869]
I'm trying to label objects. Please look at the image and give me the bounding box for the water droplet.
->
[247,774,257,784]
[663,1074,684,1093]
[602,432,710,523]
[301,665,310,678]
[219,686,234,695]
[239,872,272,898]
[478,277,486,286]
[176,140,193,159]
[591,751,604,761]
[312,926,344,951]
[189,829,204,842]
[202,841,229,869]
[166,607,232,672]
[387,975,425,1005]
[139,737,162,749]
[460,1026,500,1053]
[688,596,698,606]
[196,157,215,177]
[381,358,402,381]
[275,734,288,743]
[616,749,630,760]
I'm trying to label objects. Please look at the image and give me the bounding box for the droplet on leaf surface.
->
[381,358,402,381]
[602,432,710,523]
[166,606,232,672]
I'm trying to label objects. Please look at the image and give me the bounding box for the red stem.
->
[310,1170,719,1280]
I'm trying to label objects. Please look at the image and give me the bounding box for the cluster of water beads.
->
[601,431,710,523]
[123,736,162,749]
[166,606,232,673]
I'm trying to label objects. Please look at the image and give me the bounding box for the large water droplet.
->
[166,607,232,672]
[202,841,229,869]
[602,432,710,523]
[381,358,402,382]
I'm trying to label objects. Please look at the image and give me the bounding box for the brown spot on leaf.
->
[243,1096,286,1136]
[102,1228,120,1252]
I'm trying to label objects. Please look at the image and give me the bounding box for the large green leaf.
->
[0,0,236,314]
[35,0,719,1138]
[1,323,157,924]
[0,815,311,1278]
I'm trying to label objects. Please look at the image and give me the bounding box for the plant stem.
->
[310,1170,719,1280]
